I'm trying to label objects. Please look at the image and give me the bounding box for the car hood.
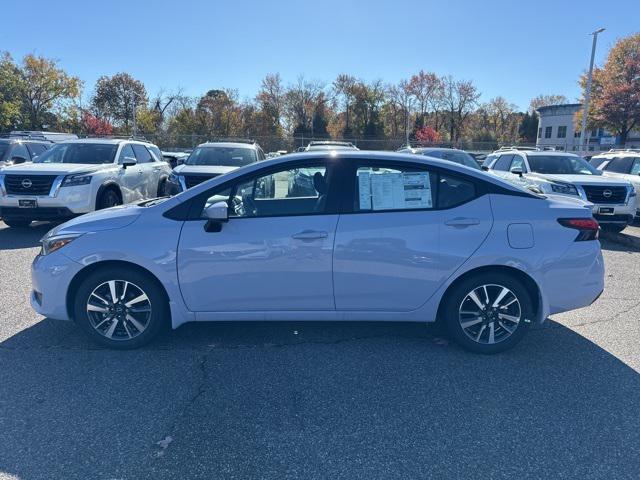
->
[527,172,631,186]
[45,204,142,238]
[174,164,239,176]
[0,162,112,176]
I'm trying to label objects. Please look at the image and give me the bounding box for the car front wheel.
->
[443,272,533,354]
[73,267,168,349]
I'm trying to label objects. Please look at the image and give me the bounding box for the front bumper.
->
[31,251,83,321]
[0,183,95,219]
[589,202,636,225]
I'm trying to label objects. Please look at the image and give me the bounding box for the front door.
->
[177,161,339,312]
[116,144,144,202]
[333,161,493,311]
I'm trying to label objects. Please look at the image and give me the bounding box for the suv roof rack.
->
[606,148,640,153]
[495,146,538,151]
[308,140,355,146]
[203,138,256,145]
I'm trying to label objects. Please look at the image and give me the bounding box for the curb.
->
[601,230,640,251]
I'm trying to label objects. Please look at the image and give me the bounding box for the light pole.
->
[580,27,605,153]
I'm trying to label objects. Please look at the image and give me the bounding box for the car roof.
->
[57,138,157,146]
[410,147,467,153]
[197,142,257,149]
[498,149,581,157]
[0,138,50,144]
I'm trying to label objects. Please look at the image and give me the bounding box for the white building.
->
[536,103,640,155]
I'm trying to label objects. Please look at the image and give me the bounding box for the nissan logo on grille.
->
[602,189,613,198]
[21,178,33,189]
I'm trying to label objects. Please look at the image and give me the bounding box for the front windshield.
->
[34,143,117,164]
[186,147,256,166]
[423,150,481,170]
[528,155,598,175]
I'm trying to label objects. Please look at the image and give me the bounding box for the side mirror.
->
[510,167,524,177]
[481,165,489,171]
[203,201,229,232]
[11,156,28,165]
[122,157,137,169]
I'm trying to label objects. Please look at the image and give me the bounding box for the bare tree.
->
[442,76,480,142]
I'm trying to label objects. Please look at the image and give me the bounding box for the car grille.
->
[4,175,57,196]
[581,185,628,204]
[184,174,219,189]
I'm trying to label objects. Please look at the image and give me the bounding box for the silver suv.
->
[0,138,171,228]
[485,148,637,232]
[166,141,264,194]
[591,149,640,220]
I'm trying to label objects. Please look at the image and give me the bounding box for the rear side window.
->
[492,154,514,171]
[510,155,525,172]
[131,144,154,163]
[589,157,608,168]
[631,159,640,176]
[147,145,161,162]
[354,165,476,212]
[604,157,635,174]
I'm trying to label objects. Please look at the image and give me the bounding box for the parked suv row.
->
[484,147,637,232]
[0,138,52,167]
[0,138,171,227]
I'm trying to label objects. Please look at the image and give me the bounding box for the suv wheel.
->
[443,272,533,354]
[97,189,122,209]
[73,267,168,349]
[3,219,31,228]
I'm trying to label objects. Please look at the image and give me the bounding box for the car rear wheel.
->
[73,267,169,349]
[3,219,31,228]
[97,189,122,210]
[443,272,533,354]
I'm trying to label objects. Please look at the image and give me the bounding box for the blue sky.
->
[2,0,638,110]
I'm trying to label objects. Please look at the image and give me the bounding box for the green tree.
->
[0,53,23,130]
[91,73,147,133]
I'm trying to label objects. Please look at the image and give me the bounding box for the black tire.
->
[97,188,122,210]
[3,219,31,228]
[443,272,533,354]
[601,224,626,234]
[73,266,169,349]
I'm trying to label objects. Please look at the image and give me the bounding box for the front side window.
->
[510,155,525,171]
[132,144,154,163]
[118,144,136,163]
[203,163,329,218]
[527,155,598,175]
[34,143,117,164]
[492,154,514,171]
[631,159,640,176]
[187,146,257,167]
[11,143,30,160]
[604,157,635,174]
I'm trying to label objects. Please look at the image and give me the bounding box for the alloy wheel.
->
[86,280,152,341]
[458,284,521,345]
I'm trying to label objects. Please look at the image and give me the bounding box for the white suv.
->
[590,149,640,220]
[0,139,171,228]
[485,148,637,232]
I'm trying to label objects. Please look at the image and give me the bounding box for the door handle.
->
[291,230,328,240]
[445,217,480,227]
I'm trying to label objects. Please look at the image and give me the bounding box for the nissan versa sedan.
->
[31,151,604,354]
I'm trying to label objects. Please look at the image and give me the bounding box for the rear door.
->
[333,160,493,311]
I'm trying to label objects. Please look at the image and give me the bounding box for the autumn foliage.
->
[414,126,440,143]
[82,112,113,136]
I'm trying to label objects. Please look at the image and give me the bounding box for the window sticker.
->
[359,171,432,210]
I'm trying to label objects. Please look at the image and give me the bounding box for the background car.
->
[161,151,190,169]
[165,141,265,195]
[485,148,637,232]
[0,138,170,227]
[0,137,52,166]
[397,146,481,170]
[32,151,603,354]
[591,149,640,220]
[304,141,359,151]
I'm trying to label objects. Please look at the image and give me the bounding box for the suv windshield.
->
[527,155,598,175]
[422,150,480,169]
[34,143,117,164]
[186,147,256,166]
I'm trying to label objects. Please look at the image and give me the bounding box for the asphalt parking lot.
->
[1,223,640,480]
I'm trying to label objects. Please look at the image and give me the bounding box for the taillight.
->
[558,217,600,241]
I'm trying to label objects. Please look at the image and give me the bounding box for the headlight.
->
[549,182,579,195]
[62,174,92,187]
[40,233,83,255]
